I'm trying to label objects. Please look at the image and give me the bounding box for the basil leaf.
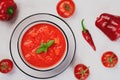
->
[47,40,55,47]
[41,43,47,48]
[36,43,47,54]
[36,47,45,54]
[36,40,55,54]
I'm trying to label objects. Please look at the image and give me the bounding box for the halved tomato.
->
[74,64,90,80]
[101,51,118,68]
[0,59,13,73]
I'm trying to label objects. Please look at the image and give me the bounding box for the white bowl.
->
[18,21,68,71]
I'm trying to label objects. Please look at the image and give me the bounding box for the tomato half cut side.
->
[101,51,118,68]
[74,64,90,80]
[0,59,13,73]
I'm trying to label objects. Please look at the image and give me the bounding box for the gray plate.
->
[10,13,76,79]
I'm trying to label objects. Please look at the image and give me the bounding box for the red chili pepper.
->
[95,13,120,41]
[81,19,96,51]
[0,0,17,21]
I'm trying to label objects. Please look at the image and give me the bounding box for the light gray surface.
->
[0,0,120,80]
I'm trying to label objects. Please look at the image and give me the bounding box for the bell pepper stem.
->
[7,7,14,15]
[81,19,87,31]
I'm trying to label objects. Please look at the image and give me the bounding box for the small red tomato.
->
[0,59,13,73]
[0,0,17,21]
[56,0,75,18]
[74,64,90,80]
[101,51,118,68]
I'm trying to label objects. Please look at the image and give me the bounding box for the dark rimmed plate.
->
[10,13,76,79]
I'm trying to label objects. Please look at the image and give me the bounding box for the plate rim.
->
[9,13,76,79]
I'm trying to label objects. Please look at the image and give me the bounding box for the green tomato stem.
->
[1,62,8,71]
[64,4,71,11]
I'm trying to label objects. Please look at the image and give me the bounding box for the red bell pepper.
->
[81,19,96,51]
[95,13,120,41]
[0,0,17,21]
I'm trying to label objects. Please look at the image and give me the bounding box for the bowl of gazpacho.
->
[19,22,68,70]
[10,13,76,78]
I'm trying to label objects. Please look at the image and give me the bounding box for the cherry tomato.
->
[56,0,75,18]
[0,59,13,73]
[74,64,90,80]
[101,51,118,68]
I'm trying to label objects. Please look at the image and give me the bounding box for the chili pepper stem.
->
[81,19,86,31]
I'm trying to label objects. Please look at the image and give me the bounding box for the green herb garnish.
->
[36,40,55,54]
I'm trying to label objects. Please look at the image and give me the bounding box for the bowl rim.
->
[17,20,69,71]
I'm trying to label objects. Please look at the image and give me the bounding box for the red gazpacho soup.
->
[20,23,67,69]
